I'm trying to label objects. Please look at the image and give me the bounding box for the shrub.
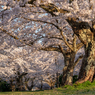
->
[0,79,11,92]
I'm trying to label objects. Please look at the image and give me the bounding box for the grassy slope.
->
[0,81,95,95]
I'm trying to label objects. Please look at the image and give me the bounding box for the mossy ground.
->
[0,80,95,95]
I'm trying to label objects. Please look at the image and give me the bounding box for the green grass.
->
[0,81,95,95]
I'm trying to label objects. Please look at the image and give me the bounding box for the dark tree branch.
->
[66,17,93,45]
[22,17,74,51]
[39,3,70,16]
[59,45,66,55]
[74,54,83,67]
[40,46,61,53]
[0,28,19,39]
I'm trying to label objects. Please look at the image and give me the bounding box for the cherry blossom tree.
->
[0,0,95,86]
[25,0,95,84]
[0,0,83,86]
[0,44,64,90]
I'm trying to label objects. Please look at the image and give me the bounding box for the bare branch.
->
[0,27,32,46]
[76,42,84,52]
[40,46,61,52]
[30,36,63,44]
[73,34,77,52]
[74,54,83,67]
[0,28,19,40]
[39,3,70,16]
[21,17,58,27]
[59,45,66,55]
[60,30,74,51]
[22,17,74,51]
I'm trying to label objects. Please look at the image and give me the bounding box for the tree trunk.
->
[62,51,75,85]
[66,17,95,84]
[50,86,53,89]
[62,66,74,85]
[56,72,59,87]
[25,80,34,91]
[10,78,16,92]
[40,80,43,90]
[76,43,95,83]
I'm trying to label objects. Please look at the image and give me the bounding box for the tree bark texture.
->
[66,17,95,83]
[77,42,95,83]
[62,51,75,85]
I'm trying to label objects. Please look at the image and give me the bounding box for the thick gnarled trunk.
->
[66,17,95,84]
[77,42,95,83]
